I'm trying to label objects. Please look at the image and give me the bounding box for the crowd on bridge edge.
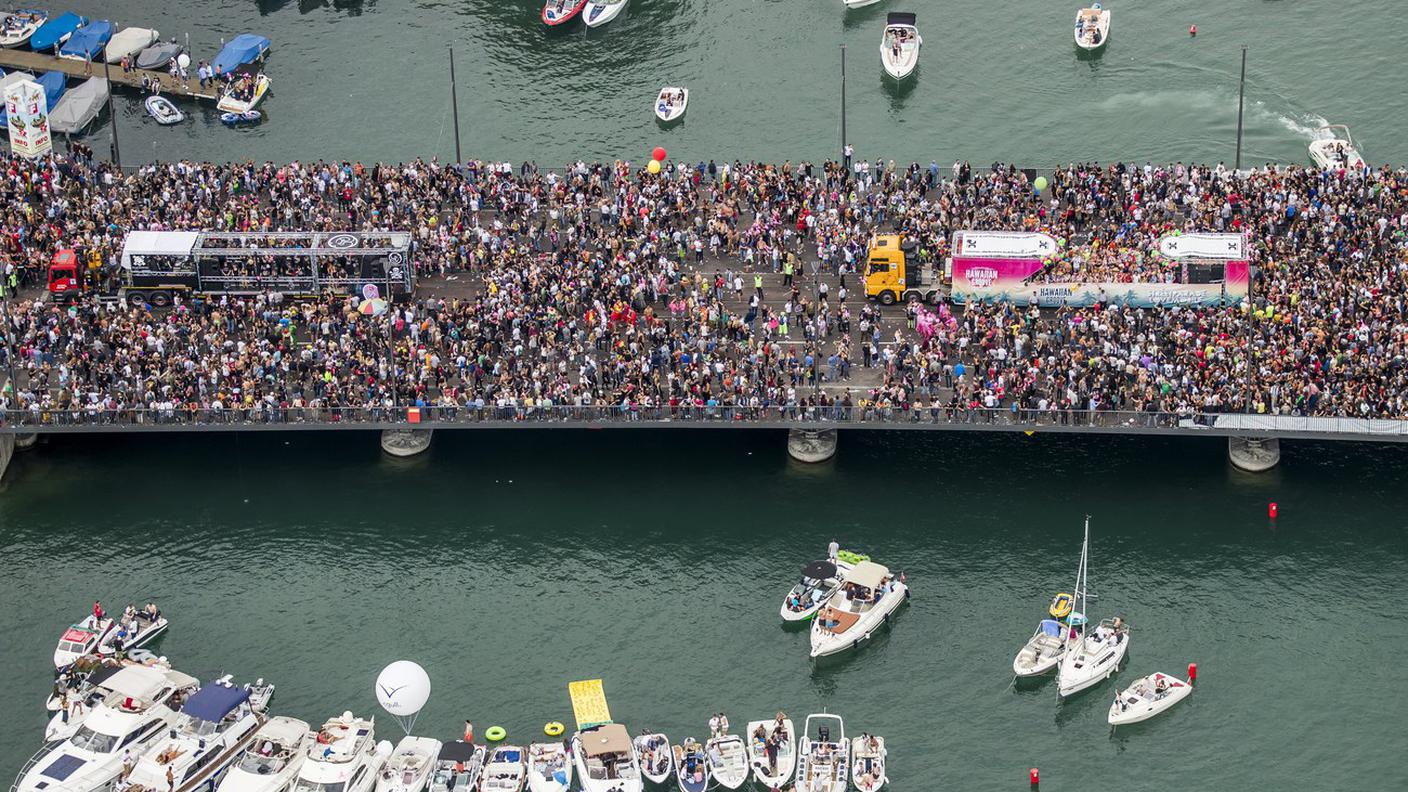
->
[1,147,1407,424]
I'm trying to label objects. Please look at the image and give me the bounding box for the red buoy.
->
[1030,768,1040,786]
[1189,24,1197,36]
[1188,662,1198,683]
[1269,502,1278,519]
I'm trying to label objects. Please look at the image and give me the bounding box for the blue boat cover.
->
[212,34,270,75]
[29,11,85,51]
[38,70,67,107]
[1039,619,1063,637]
[58,19,112,59]
[181,683,251,722]
[41,754,85,782]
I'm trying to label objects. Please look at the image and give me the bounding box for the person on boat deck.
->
[752,724,767,744]
[93,600,105,623]
[144,602,160,620]
[717,713,729,735]
[708,714,720,737]
[463,720,474,742]
[827,539,839,561]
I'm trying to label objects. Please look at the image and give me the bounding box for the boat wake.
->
[1257,102,1333,141]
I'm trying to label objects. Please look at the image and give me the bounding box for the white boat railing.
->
[10,743,61,792]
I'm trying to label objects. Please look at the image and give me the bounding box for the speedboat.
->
[104,26,156,63]
[844,0,884,7]
[1309,124,1366,169]
[478,745,526,792]
[121,679,267,792]
[135,40,181,70]
[850,735,886,791]
[632,733,671,784]
[49,75,108,134]
[0,9,46,48]
[571,723,641,792]
[1013,618,1076,677]
[145,94,184,125]
[221,110,262,127]
[45,664,192,743]
[1074,3,1110,50]
[290,713,393,792]
[1107,672,1193,725]
[57,18,112,60]
[542,0,587,25]
[704,734,746,790]
[376,736,442,792]
[53,615,115,668]
[427,741,486,792]
[1057,519,1130,697]
[743,717,794,788]
[28,10,83,52]
[809,561,909,658]
[582,0,626,27]
[216,73,270,113]
[671,739,708,792]
[781,560,850,622]
[525,743,571,792]
[212,33,271,77]
[654,86,687,123]
[794,714,847,792]
[216,716,313,792]
[96,607,169,657]
[879,13,921,79]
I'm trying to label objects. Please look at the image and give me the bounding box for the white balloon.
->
[176,53,191,69]
[375,661,431,718]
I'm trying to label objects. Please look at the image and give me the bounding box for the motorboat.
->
[96,606,169,657]
[290,714,393,792]
[53,615,115,668]
[704,734,746,790]
[879,13,921,79]
[104,26,156,63]
[809,561,909,658]
[216,716,313,792]
[135,40,181,70]
[427,741,486,792]
[212,33,271,76]
[1309,124,1366,170]
[1074,3,1110,50]
[571,723,641,792]
[217,73,270,113]
[632,733,671,784]
[794,714,847,792]
[57,19,112,60]
[376,736,442,792]
[221,110,262,126]
[1107,672,1193,725]
[1013,618,1076,677]
[478,745,526,792]
[48,75,106,134]
[145,94,184,125]
[0,9,46,48]
[671,739,708,792]
[850,735,887,791]
[122,679,267,792]
[743,717,794,788]
[654,86,687,123]
[45,663,190,742]
[781,560,851,622]
[1057,519,1131,697]
[28,10,84,52]
[15,668,200,792]
[525,742,571,792]
[542,0,587,26]
[582,0,626,27]
[844,0,884,7]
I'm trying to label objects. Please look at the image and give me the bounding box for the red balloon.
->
[652,146,667,162]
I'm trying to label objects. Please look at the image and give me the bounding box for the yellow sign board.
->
[568,678,612,729]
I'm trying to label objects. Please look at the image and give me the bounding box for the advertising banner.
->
[4,79,51,159]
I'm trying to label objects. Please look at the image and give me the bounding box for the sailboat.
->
[1056,517,1130,697]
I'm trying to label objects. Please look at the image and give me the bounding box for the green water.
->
[2,430,1405,789]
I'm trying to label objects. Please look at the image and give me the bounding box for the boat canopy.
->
[802,560,837,580]
[49,76,107,134]
[581,723,631,757]
[843,560,890,590]
[886,12,916,27]
[437,741,479,762]
[37,70,66,107]
[182,682,251,722]
[212,33,271,75]
[59,19,112,59]
[29,11,84,52]
[103,664,169,700]
[1039,619,1064,637]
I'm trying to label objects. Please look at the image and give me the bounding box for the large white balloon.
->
[375,661,431,718]
[176,53,191,70]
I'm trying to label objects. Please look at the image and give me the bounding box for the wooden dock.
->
[0,47,217,100]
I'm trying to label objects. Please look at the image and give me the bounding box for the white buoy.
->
[381,429,433,457]
[788,428,838,463]
[1228,436,1279,472]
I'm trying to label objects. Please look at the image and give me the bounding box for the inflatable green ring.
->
[544,721,565,737]
[485,726,507,742]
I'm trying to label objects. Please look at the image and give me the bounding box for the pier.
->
[0,48,217,100]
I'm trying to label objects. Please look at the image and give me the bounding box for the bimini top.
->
[181,682,251,722]
[103,664,169,700]
[85,663,125,690]
[212,33,271,76]
[437,741,479,763]
[844,560,890,590]
[1039,619,1064,638]
[581,723,631,757]
[802,560,837,580]
[886,12,916,27]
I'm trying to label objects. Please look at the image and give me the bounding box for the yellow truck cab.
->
[864,234,940,305]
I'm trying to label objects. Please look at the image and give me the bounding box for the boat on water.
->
[290,714,393,792]
[671,739,708,792]
[28,10,83,52]
[121,679,267,792]
[654,86,687,123]
[220,110,262,127]
[215,716,313,792]
[478,744,526,792]
[743,717,794,788]
[794,714,847,792]
[879,12,921,79]
[582,0,626,27]
[428,742,486,792]
[135,40,181,70]
[104,26,156,63]
[217,73,270,114]
[1057,519,1130,697]
[809,560,908,658]
[1074,3,1110,50]
[542,0,587,26]
[1108,672,1193,725]
[571,723,641,792]
[704,734,746,790]
[525,742,571,792]
[1013,564,1084,677]
[53,615,116,668]
[375,736,441,792]
[1309,124,1366,169]
[46,663,191,742]
[212,33,271,76]
[850,734,887,791]
[58,19,112,61]
[781,560,854,622]
[97,605,169,657]
[632,733,671,784]
[0,9,45,48]
[145,94,184,125]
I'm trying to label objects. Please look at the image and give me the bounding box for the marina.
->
[0,45,215,100]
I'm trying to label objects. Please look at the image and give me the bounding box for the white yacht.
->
[54,617,115,668]
[1108,672,1193,725]
[45,664,191,743]
[290,714,392,792]
[1309,124,1366,170]
[1074,3,1110,50]
[525,743,570,792]
[1057,520,1130,697]
[122,679,266,792]
[376,736,441,792]
[794,714,847,792]
[809,561,908,657]
[743,718,793,788]
[427,741,485,792]
[582,0,626,27]
[780,560,851,622]
[631,734,670,784]
[571,723,641,792]
[216,716,313,792]
[703,734,746,789]
[477,745,526,792]
[850,734,886,791]
[879,13,921,79]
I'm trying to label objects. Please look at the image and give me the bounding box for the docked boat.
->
[582,0,626,27]
[49,76,107,134]
[96,606,169,656]
[632,733,671,784]
[1309,124,1366,169]
[376,736,442,792]
[744,717,794,788]
[0,9,46,48]
[135,40,181,70]
[571,723,642,792]
[671,739,708,792]
[217,73,270,113]
[212,33,271,76]
[104,26,156,63]
[794,714,847,792]
[216,716,314,792]
[145,94,184,125]
[28,10,83,52]
[428,742,486,792]
[58,19,112,61]
[1074,3,1110,50]
[1057,519,1130,697]
[1108,672,1193,725]
[478,745,526,792]
[1013,577,1082,677]
[879,12,921,79]
[44,663,191,742]
[654,86,687,123]
[122,679,267,792]
[53,615,115,668]
[809,560,908,658]
[221,110,262,127]
[542,0,587,25]
[781,560,851,622]
[850,735,887,791]
[525,742,571,792]
[291,714,393,792]
[704,734,746,790]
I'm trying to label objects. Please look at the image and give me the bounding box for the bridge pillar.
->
[381,429,433,458]
[0,434,12,482]
[1228,436,1280,473]
[787,428,838,463]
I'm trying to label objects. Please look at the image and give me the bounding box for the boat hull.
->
[582,0,626,27]
[1074,9,1110,50]
[1057,635,1128,697]
[809,583,908,657]
[542,0,588,25]
[1108,673,1192,725]
[744,719,794,788]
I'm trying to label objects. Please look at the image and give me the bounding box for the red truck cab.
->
[48,249,83,301]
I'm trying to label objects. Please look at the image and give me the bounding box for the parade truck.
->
[47,230,416,306]
[863,233,943,305]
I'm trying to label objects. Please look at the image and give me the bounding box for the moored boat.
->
[571,723,641,792]
[478,744,526,792]
[135,40,181,70]
[96,604,168,657]
[632,733,671,784]
[582,0,626,27]
[809,560,909,658]
[1309,124,1366,169]
[671,739,708,792]
[794,714,847,792]
[46,663,186,742]
[376,736,442,792]
[542,0,587,26]
[28,10,83,52]
[1108,672,1193,725]
[145,94,184,125]
[1074,3,1110,50]
[57,18,112,60]
[220,110,262,126]
[49,75,107,134]
[1057,519,1130,697]
[53,615,115,668]
[879,12,921,79]
[104,25,156,63]
[743,716,794,788]
[290,713,393,792]
[850,734,887,791]
[216,72,270,113]
[215,716,313,792]
[781,560,851,622]
[654,86,687,123]
[704,733,746,789]
[212,33,271,76]
[0,9,46,48]
[525,742,570,792]
[428,741,486,792]
[121,679,267,792]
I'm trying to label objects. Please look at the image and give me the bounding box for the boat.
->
[216,716,313,792]
[850,735,886,791]
[781,560,851,622]
[525,743,571,792]
[654,86,687,123]
[45,663,187,742]
[632,733,671,784]
[135,40,181,70]
[478,745,526,792]
[1012,581,1083,677]
[0,9,46,48]
[809,560,909,658]
[121,679,267,792]
[28,10,82,51]
[216,73,270,113]
[104,26,156,63]
[212,33,271,76]
[49,76,107,134]
[704,734,747,789]
[96,606,169,656]
[1108,672,1193,725]
[879,13,921,79]
[843,0,884,7]
[1309,124,1366,169]
[376,736,442,792]
[145,94,184,125]
[1074,3,1110,50]
[582,0,626,27]
[794,714,847,792]
[53,615,115,668]
[542,0,587,26]
[58,19,112,60]
[1057,518,1130,697]
[571,723,642,792]
[428,741,486,792]
[221,110,262,127]
[290,713,393,792]
[671,739,708,792]
[743,717,794,788]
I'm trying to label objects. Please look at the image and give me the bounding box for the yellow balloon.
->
[647,159,661,174]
